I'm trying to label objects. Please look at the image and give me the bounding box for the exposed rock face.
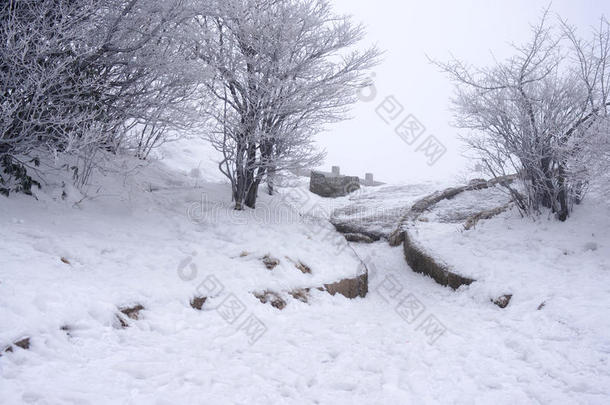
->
[262,255,280,270]
[254,291,287,310]
[2,337,31,355]
[190,296,207,310]
[294,261,312,274]
[248,249,368,306]
[493,294,513,309]
[403,231,474,290]
[388,175,517,246]
[289,288,310,303]
[252,269,368,310]
[116,304,145,328]
[464,204,512,230]
[393,177,519,290]
[120,304,144,320]
[343,233,376,244]
[324,271,368,299]
[309,171,360,198]
[331,218,387,242]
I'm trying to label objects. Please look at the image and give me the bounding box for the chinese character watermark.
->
[177,255,268,346]
[373,270,448,345]
[358,75,447,166]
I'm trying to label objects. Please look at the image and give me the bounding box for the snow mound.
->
[0,152,364,353]
[2,151,609,403]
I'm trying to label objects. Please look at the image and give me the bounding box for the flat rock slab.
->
[419,186,510,224]
[331,183,439,240]
[401,183,513,289]
[329,178,514,291]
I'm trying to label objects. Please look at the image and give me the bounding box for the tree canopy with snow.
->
[438,11,610,220]
[195,0,379,209]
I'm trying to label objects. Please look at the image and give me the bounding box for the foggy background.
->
[315,0,610,184]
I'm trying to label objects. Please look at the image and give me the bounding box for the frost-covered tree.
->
[574,116,610,201]
[88,0,206,160]
[1,0,102,191]
[0,0,204,191]
[195,0,379,209]
[562,17,610,204]
[438,12,610,221]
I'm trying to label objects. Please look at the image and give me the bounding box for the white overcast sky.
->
[315,0,610,184]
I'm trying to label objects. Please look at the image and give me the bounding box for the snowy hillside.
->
[4,0,610,403]
[1,145,609,403]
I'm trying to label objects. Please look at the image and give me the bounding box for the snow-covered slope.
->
[1,143,609,404]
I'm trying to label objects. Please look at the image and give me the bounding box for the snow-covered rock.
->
[309,171,360,198]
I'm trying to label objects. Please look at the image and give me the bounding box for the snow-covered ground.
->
[1,141,609,404]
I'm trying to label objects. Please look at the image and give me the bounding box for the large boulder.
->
[309,171,360,198]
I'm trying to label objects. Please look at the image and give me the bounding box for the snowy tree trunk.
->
[267,170,275,196]
[245,179,261,209]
